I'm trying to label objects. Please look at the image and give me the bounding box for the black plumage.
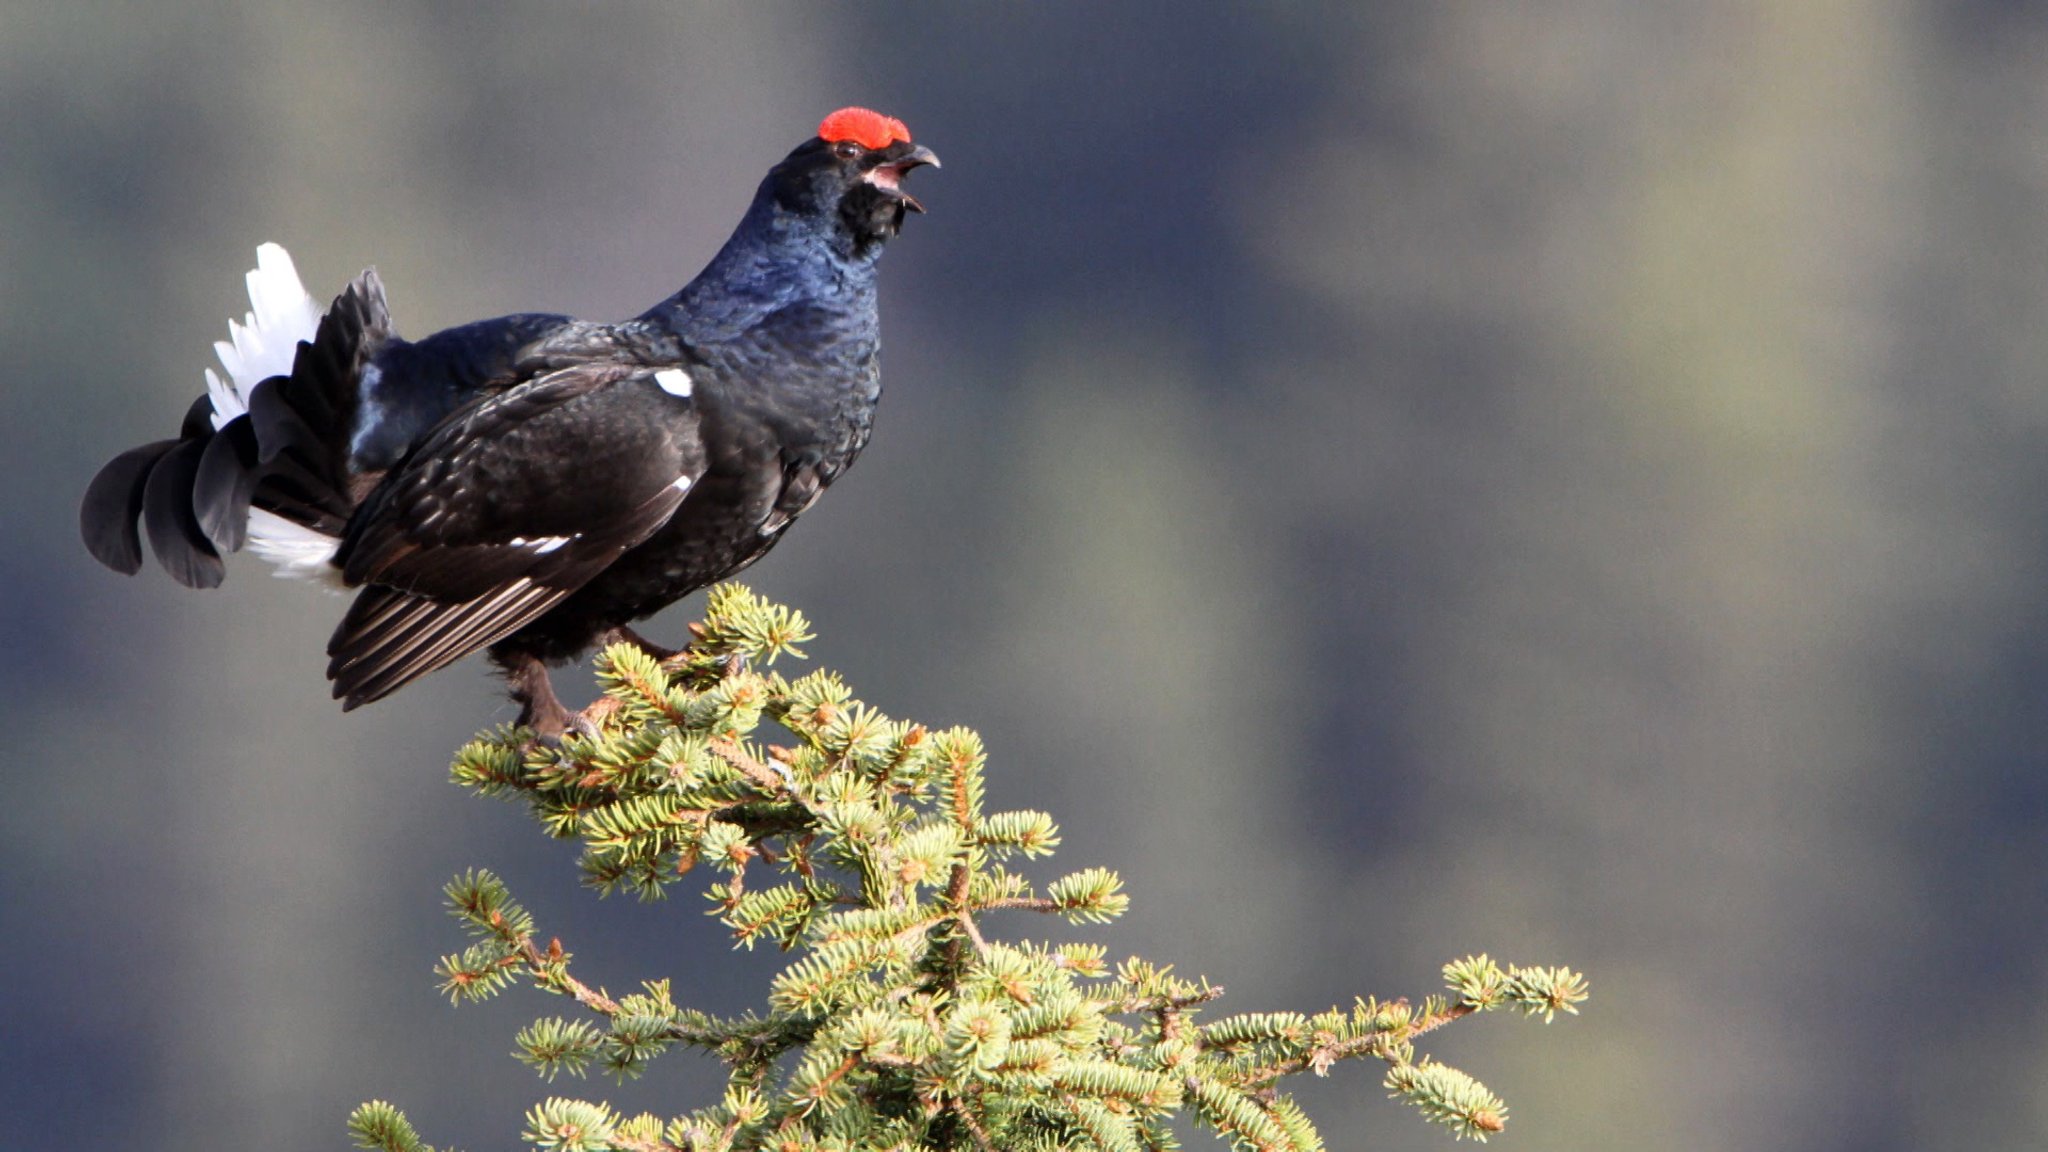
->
[81,108,937,737]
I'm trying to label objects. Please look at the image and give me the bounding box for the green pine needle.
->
[347,1101,431,1152]
[356,584,1584,1152]
[1386,1059,1509,1142]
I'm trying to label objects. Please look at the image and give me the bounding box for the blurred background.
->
[5,4,2047,1150]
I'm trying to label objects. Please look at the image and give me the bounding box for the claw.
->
[574,696,622,739]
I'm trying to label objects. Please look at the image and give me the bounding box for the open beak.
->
[867,144,941,213]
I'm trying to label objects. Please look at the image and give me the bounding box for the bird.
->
[81,107,938,738]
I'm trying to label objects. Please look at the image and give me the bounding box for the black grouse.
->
[81,107,938,737]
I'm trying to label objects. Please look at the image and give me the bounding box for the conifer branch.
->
[357,585,1588,1150]
[706,737,795,799]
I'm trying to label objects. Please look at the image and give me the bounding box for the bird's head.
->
[767,108,940,253]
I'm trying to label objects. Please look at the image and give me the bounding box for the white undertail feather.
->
[205,243,345,587]
[205,243,321,426]
[244,509,346,590]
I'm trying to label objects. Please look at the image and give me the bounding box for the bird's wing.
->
[326,361,702,707]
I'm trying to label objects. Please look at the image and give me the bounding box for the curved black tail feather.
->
[80,266,393,587]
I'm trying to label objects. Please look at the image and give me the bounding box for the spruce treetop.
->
[352,585,1588,1152]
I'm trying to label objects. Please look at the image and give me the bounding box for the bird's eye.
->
[833,140,863,160]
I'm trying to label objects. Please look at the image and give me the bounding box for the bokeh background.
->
[6,4,2047,1150]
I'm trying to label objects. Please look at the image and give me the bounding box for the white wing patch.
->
[507,535,574,554]
[672,474,694,493]
[655,368,693,397]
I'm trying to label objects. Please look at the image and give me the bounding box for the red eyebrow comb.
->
[818,107,911,150]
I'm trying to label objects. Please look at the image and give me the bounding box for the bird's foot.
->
[601,624,684,664]
[499,651,574,744]
[516,696,575,745]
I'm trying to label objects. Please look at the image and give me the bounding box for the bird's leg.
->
[600,623,683,663]
[494,650,574,742]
